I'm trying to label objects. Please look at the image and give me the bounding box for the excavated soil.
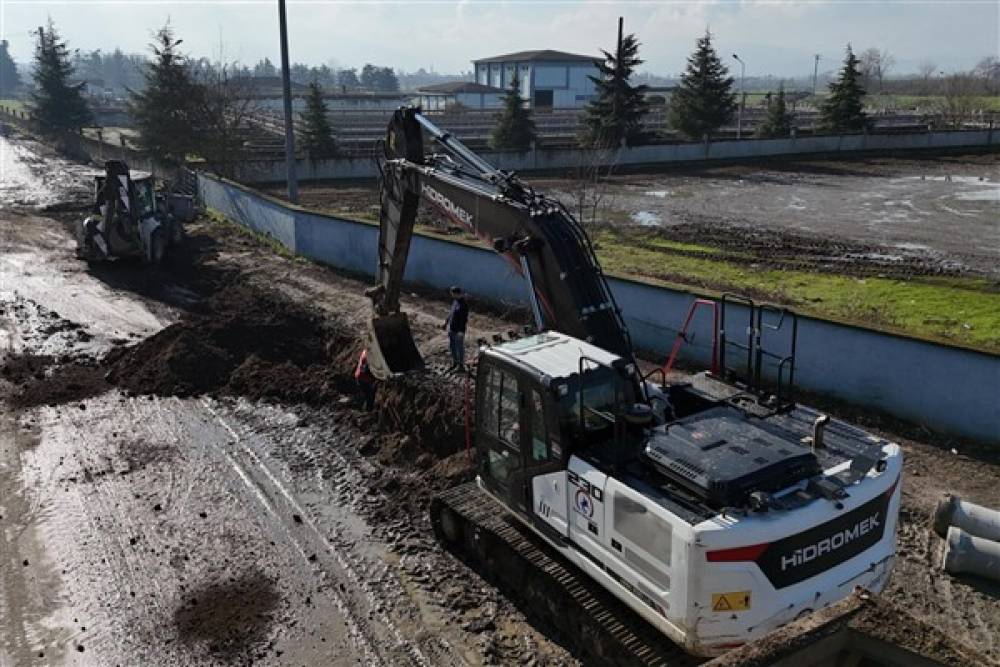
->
[104,283,358,404]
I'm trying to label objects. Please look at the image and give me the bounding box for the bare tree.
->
[917,62,937,94]
[192,67,260,178]
[937,73,980,128]
[569,145,620,229]
[876,50,895,92]
[858,48,895,94]
[858,48,880,92]
[974,56,1000,95]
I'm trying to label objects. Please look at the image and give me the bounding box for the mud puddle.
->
[0,135,93,211]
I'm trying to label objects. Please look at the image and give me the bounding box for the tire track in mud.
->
[199,397,459,667]
[228,401,561,667]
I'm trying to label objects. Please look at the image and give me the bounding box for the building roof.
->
[487,331,621,381]
[418,81,506,94]
[473,49,597,64]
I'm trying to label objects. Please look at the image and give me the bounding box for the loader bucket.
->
[367,313,424,379]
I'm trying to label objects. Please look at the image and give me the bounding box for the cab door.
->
[477,362,528,514]
[525,387,570,539]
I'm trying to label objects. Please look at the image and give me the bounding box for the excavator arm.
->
[366,107,637,379]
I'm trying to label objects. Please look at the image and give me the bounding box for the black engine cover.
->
[644,406,820,509]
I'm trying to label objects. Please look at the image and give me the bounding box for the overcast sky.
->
[2,1,997,78]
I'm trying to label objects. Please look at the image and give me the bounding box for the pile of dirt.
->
[1,353,53,385]
[373,371,470,463]
[1,353,110,408]
[173,571,281,660]
[104,283,359,404]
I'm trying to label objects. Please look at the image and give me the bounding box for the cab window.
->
[480,364,522,447]
[529,390,549,462]
[561,367,634,432]
[498,369,520,448]
[480,365,501,437]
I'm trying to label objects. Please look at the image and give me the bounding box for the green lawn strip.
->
[638,236,725,256]
[593,231,1000,352]
[0,98,25,113]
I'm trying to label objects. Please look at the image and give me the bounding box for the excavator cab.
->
[474,333,640,524]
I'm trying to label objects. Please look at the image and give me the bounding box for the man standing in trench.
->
[444,286,468,372]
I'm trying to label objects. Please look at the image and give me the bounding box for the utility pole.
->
[812,54,821,96]
[614,16,623,144]
[278,0,299,203]
[732,54,745,139]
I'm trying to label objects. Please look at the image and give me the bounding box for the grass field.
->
[593,229,1000,353]
[0,98,26,113]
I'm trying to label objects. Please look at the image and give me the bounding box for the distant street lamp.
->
[812,54,821,96]
[733,54,746,139]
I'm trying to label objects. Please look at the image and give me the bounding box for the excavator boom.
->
[367,107,636,378]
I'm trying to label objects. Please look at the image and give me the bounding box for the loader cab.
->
[475,332,640,520]
[93,169,156,223]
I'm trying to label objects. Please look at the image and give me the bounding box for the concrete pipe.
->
[933,493,1000,541]
[941,526,1000,583]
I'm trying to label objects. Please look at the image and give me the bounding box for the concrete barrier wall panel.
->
[197,173,1000,443]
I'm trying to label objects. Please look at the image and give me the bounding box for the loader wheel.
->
[149,229,166,264]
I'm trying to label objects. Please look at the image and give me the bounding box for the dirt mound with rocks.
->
[372,371,470,464]
[104,284,359,404]
[1,353,110,408]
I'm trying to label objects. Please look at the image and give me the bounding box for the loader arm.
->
[367,107,637,379]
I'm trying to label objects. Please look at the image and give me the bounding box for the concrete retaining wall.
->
[198,173,1000,443]
[233,128,999,183]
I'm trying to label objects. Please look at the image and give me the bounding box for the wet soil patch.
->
[81,231,233,311]
[617,219,980,279]
[173,571,281,661]
[1,353,110,409]
[1,353,54,385]
[373,372,468,462]
[104,283,358,404]
[117,438,181,474]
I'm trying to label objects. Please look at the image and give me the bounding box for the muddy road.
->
[0,132,568,665]
[2,135,1000,665]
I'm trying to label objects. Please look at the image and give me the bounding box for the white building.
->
[415,82,506,111]
[472,49,599,109]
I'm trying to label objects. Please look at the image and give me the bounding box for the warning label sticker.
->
[711,591,751,612]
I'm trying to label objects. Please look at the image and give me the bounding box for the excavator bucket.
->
[366,312,425,379]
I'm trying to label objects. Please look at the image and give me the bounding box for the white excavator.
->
[366,108,902,659]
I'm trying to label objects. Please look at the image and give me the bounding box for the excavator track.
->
[430,482,704,667]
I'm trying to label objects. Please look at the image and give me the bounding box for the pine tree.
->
[821,45,868,133]
[31,20,91,136]
[0,40,22,97]
[668,30,736,140]
[128,25,201,166]
[580,18,649,148]
[298,81,337,159]
[490,72,536,151]
[756,87,794,138]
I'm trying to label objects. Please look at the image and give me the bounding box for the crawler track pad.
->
[367,313,424,379]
